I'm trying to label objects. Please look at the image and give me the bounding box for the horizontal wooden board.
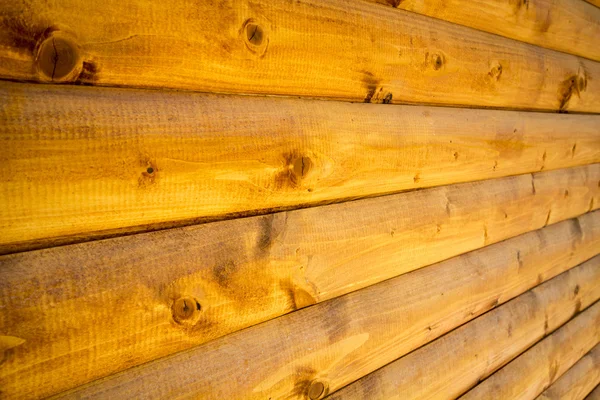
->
[54,254,600,399]
[366,0,600,62]
[2,82,600,252]
[329,258,600,400]
[1,167,598,398]
[536,344,600,400]
[1,0,600,112]
[461,302,600,400]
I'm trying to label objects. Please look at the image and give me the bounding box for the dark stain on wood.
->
[362,71,379,103]
[321,296,352,343]
[558,72,587,112]
[385,0,403,7]
[292,366,326,399]
[574,298,582,316]
[76,60,99,84]
[0,17,54,53]
[212,260,238,288]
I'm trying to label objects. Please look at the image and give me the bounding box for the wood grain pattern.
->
[0,0,600,111]
[536,344,600,400]
[461,302,600,400]
[329,258,600,400]
[366,0,600,62]
[1,166,598,398]
[2,82,600,252]
[54,254,600,399]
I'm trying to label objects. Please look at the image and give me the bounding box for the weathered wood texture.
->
[1,166,598,398]
[367,0,600,62]
[461,303,600,400]
[536,344,600,400]
[0,0,600,112]
[2,82,600,252]
[329,259,600,400]
[53,255,600,399]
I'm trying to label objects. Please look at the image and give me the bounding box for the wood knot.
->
[35,31,82,82]
[242,19,268,55]
[172,296,202,325]
[290,156,312,184]
[558,70,587,112]
[432,54,444,70]
[246,23,264,46]
[308,381,326,399]
[488,62,503,81]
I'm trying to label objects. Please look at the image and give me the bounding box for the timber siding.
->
[0,0,599,399]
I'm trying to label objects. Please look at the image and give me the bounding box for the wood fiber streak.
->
[536,344,600,400]
[1,82,599,251]
[54,256,600,399]
[366,0,600,62]
[0,168,598,398]
[0,0,600,111]
[461,301,600,400]
[329,259,600,400]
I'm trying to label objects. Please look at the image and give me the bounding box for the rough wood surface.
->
[329,259,600,400]
[54,255,600,399]
[0,0,600,111]
[2,82,600,252]
[366,0,600,62]
[536,344,600,400]
[461,302,600,400]
[1,166,598,399]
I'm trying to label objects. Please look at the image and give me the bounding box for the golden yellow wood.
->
[536,344,600,400]
[3,208,598,398]
[54,254,600,399]
[461,301,600,400]
[331,262,600,400]
[1,82,600,252]
[0,0,600,111]
[366,0,600,62]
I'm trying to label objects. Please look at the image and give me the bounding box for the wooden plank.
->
[1,167,598,398]
[461,304,600,400]
[365,0,600,62]
[586,0,600,8]
[2,82,600,252]
[536,344,600,400]
[329,258,600,400]
[53,254,600,399]
[0,208,600,398]
[587,385,600,400]
[1,1,600,112]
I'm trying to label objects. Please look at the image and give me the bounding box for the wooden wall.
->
[0,0,599,398]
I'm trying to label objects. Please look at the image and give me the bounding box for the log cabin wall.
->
[0,0,599,398]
